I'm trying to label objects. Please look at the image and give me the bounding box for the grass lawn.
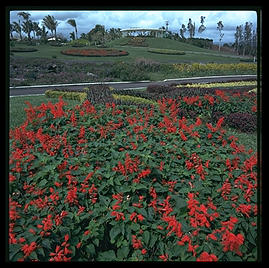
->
[10,37,252,64]
[9,95,80,129]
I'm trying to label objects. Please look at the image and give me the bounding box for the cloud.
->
[10,10,257,43]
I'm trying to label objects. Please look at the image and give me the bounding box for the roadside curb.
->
[9,80,151,90]
[9,74,257,90]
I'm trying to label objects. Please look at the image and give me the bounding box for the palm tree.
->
[22,20,33,41]
[32,22,40,40]
[36,26,48,43]
[10,23,14,39]
[69,31,75,41]
[42,15,60,40]
[17,11,31,21]
[17,12,31,40]
[12,21,22,40]
[67,19,77,39]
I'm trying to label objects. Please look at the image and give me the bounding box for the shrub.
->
[10,47,38,52]
[123,37,148,47]
[112,94,157,106]
[86,84,115,104]
[134,58,161,72]
[172,63,257,75]
[148,48,185,55]
[69,39,90,47]
[146,84,176,94]
[226,113,257,133]
[9,98,258,261]
[45,90,87,102]
[109,62,150,81]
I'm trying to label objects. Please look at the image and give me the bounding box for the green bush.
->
[10,47,38,52]
[69,39,90,47]
[45,90,87,102]
[148,48,185,55]
[110,62,150,81]
[112,94,157,106]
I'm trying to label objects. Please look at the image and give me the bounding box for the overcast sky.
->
[9,9,258,43]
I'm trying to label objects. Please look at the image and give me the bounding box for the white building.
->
[120,27,166,38]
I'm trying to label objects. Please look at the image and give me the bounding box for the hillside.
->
[109,37,226,54]
[11,37,252,65]
[107,37,249,64]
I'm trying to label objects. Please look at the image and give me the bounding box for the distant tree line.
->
[9,12,257,57]
[9,12,122,45]
[234,22,257,57]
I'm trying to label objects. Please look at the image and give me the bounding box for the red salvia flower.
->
[221,230,244,256]
[21,241,37,258]
[196,251,218,262]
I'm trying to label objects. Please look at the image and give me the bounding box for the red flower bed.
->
[9,96,259,262]
[61,48,129,57]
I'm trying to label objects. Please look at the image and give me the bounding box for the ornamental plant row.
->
[9,97,258,261]
[61,48,129,57]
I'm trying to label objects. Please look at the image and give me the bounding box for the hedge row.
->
[45,82,257,133]
[147,48,185,55]
[45,90,87,102]
[10,47,38,52]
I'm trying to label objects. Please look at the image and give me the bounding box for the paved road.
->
[9,74,257,97]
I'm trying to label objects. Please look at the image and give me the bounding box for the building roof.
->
[120,28,166,32]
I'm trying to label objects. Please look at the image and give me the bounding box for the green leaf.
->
[171,195,187,209]
[39,178,48,187]
[117,246,129,260]
[97,250,116,261]
[130,222,140,231]
[178,187,190,194]
[9,244,22,261]
[142,230,150,245]
[149,233,158,248]
[41,239,51,250]
[37,247,45,257]
[86,244,95,256]
[110,224,122,243]
[29,251,38,260]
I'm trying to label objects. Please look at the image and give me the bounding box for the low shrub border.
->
[45,90,87,102]
[112,94,157,106]
[61,48,129,57]
[10,47,38,52]
[148,48,185,55]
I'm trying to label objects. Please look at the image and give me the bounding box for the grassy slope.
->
[11,37,249,64]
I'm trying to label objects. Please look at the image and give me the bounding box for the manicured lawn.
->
[11,37,252,64]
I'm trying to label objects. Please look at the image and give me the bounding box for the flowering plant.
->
[61,48,128,57]
[9,96,258,261]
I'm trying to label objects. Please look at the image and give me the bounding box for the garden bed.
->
[61,48,129,57]
[9,90,258,261]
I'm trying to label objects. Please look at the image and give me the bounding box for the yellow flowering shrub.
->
[176,81,257,88]
[172,63,257,74]
[112,94,157,105]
